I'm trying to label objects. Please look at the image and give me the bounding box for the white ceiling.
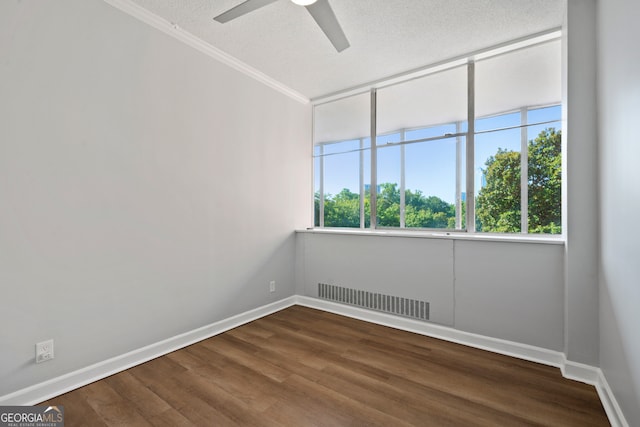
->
[128,0,566,99]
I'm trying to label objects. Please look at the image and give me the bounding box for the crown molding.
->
[103,0,309,105]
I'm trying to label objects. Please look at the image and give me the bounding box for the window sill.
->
[296,228,565,245]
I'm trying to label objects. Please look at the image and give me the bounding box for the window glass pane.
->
[405,136,463,229]
[376,144,401,227]
[376,132,400,147]
[526,121,561,141]
[527,105,562,234]
[475,111,521,132]
[314,150,321,227]
[323,142,361,228]
[528,105,561,124]
[458,137,467,230]
[362,142,371,228]
[475,127,522,233]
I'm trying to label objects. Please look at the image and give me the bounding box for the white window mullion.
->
[466,61,476,232]
[370,89,378,229]
[400,129,406,228]
[520,108,528,233]
[319,145,325,227]
[455,121,463,230]
[359,138,365,228]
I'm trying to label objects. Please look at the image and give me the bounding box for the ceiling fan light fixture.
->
[214,0,348,52]
[291,0,317,5]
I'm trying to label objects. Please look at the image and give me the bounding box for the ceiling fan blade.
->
[214,0,279,23]
[305,0,350,52]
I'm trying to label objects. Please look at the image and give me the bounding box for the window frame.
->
[312,32,562,236]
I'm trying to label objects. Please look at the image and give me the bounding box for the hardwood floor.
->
[41,305,609,426]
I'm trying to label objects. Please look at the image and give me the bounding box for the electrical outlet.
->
[36,339,54,364]
[269,280,276,293]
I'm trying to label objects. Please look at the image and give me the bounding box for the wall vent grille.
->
[317,283,429,321]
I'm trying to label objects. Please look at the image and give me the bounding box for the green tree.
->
[324,188,360,228]
[476,128,561,234]
[317,184,461,230]
[377,183,401,227]
[314,192,320,227]
[476,149,521,232]
[405,189,455,228]
[528,129,562,233]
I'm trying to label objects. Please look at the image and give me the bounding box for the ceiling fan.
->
[214,0,350,52]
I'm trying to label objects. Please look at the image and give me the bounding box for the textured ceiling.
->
[129,0,566,99]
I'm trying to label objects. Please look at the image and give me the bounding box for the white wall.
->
[297,232,565,351]
[597,0,640,423]
[0,0,311,397]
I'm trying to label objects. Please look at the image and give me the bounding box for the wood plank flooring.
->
[41,305,609,426]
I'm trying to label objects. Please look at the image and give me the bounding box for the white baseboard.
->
[559,357,630,426]
[561,358,601,385]
[595,370,631,427]
[1,295,629,427]
[0,297,297,406]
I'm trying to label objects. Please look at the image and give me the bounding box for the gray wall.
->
[563,0,600,367]
[297,232,565,351]
[454,240,564,349]
[597,0,640,423]
[0,0,310,396]
[299,233,455,325]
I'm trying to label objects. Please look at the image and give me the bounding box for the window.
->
[474,39,562,233]
[314,93,370,228]
[375,65,467,230]
[474,106,562,233]
[313,35,562,234]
